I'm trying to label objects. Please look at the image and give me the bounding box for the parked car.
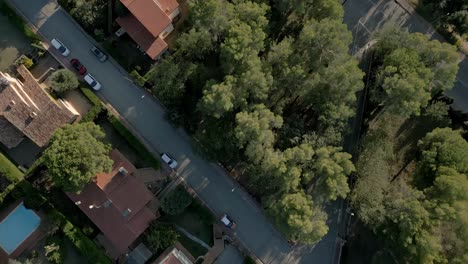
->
[221,214,236,229]
[84,73,102,91]
[161,153,178,169]
[91,46,107,62]
[51,38,70,56]
[70,58,87,75]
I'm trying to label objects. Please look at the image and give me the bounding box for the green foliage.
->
[148,57,196,108]
[268,192,328,244]
[68,0,107,33]
[24,191,47,209]
[0,1,42,44]
[161,186,193,215]
[422,101,451,128]
[43,122,113,192]
[63,221,111,264]
[107,115,160,169]
[424,0,468,35]
[372,28,459,117]
[417,127,468,177]
[130,69,146,87]
[44,236,66,264]
[0,152,24,181]
[80,87,105,122]
[145,222,179,251]
[17,56,34,69]
[50,69,79,94]
[244,256,256,264]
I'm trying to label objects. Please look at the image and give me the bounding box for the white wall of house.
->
[168,7,180,21]
[159,23,174,39]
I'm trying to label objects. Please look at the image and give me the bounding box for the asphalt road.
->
[343,0,468,113]
[7,0,345,263]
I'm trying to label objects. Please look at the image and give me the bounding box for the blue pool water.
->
[0,202,40,254]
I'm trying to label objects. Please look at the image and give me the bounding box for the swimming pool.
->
[0,202,41,254]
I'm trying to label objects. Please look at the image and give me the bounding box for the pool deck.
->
[0,199,44,264]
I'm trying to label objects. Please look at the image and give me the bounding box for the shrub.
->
[130,69,146,87]
[50,69,79,94]
[244,256,256,264]
[80,87,104,122]
[161,186,193,215]
[63,222,111,264]
[16,56,34,69]
[145,222,179,251]
[44,236,66,264]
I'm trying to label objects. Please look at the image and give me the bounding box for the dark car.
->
[91,46,107,62]
[70,58,86,75]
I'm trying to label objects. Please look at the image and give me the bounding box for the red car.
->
[70,58,87,75]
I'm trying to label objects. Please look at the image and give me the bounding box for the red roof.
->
[120,0,172,37]
[67,149,157,255]
[116,15,168,59]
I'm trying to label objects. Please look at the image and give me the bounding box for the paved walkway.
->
[175,225,211,250]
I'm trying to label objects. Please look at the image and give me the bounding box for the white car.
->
[221,214,236,229]
[51,38,70,56]
[84,73,102,91]
[161,153,178,169]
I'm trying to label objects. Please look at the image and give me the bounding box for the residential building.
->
[67,149,158,259]
[0,65,79,149]
[115,0,180,60]
[153,243,195,264]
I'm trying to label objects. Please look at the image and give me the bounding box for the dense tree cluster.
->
[147,0,361,244]
[43,122,113,193]
[371,27,459,117]
[424,0,468,35]
[352,126,468,262]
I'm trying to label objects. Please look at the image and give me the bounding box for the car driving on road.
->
[161,153,178,169]
[70,58,86,75]
[84,73,102,91]
[51,38,70,56]
[91,46,107,62]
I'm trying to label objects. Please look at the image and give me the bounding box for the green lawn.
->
[0,151,24,181]
[164,201,215,247]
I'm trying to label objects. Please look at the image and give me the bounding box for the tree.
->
[372,28,459,117]
[148,58,196,108]
[375,48,434,116]
[422,101,451,128]
[49,69,79,94]
[268,192,328,244]
[161,186,193,215]
[188,0,233,40]
[145,222,179,251]
[417,127,468,177]
[424,0,468,35]
[198,77,235,118]
[310,146,354,201]
[235,104,283,163]
[69,0,107,32]
[43,122,113,193]
[174,28,214,60]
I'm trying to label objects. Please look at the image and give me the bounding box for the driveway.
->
[6,0,316,263]
[343,0,468,113]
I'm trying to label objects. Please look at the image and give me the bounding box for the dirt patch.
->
[63,89,93,118]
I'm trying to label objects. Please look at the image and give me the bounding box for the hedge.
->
[108,115,160,169]
[80,87,105,122]
[0,0,42,44]
[63,222,111,264]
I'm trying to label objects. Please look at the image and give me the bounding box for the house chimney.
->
[118,167,128,175]
[0,77,9,88]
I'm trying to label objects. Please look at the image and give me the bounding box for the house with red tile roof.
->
[116,0,180,60]
[67,149,159,259]
[153,242,195,264]
[0,65,79,149]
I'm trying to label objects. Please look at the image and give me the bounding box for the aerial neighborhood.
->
[0,0,467,264]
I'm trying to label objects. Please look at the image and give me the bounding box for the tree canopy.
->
[43,122,113,193]
[49,69,79,94]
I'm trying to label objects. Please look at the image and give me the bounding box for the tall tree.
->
[43,122,113,193]
[268,191,328,244]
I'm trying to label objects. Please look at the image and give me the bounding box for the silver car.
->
[84,73,102,91]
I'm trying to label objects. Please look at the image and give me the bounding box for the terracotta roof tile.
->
[67,149,158,255]
[120,0,171,37]
[0,66,78,148]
